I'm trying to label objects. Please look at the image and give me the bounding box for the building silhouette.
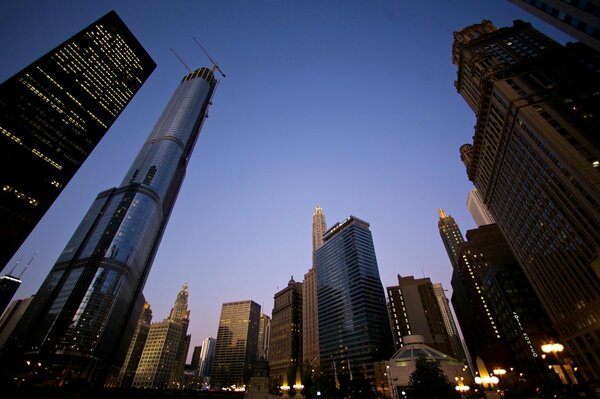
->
[508,0,600,52]
[117,302,152,387]
[0,296,33,349]
[386,275,464,361]
[270,277,302,388]
[302,205,326,368]
[257,313,271,360]
[0,275,22,317]
[191,345,202,373]
[210,300,260,389]
[315,215,394,384]
[132,284,190,389]
[453,19,600,387]
[0,10,155,271]
[1,65,218,386]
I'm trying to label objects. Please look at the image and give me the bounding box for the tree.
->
[408,357,459,399]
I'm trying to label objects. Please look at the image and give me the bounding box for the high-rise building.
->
[257,313,271,360]
[198,337,216,378]
[191,345,202,373]
[432,283,466,362]
[2,65,218,385]
[302,205,327,368]
[117,302,152,387]
[508,0,600,52]
[0,296,33,349]
[0,275,22,317]
[210,300,260,389]
[132,284,190,389]
[453,19,600,386]
[270,277,302,387]
[466,189,495,227]
[0,11,155,271]
[315,216,394,383]
[437,209,465,269]
[386,275,457,358]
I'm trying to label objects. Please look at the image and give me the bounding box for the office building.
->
[386,275,458,359]
[454,19,600,385]
[191,345,202,373]
[270,277,302,387]
[117,302,152,387]
[257,313,271,360]
[466,189,495,226]
[132,284,190,389]
[0,11,155,271]
[508,0,600,52]
[302,205,326,367]
[210,300,260,389]
[315,216,394,383]
[432,283,466,362]
[2,65,218,385]
[0,296,33,349]
[0,275,22,317]
[198,337,216,378]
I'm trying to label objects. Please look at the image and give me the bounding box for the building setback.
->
[132,284,190,389]
[315,216,394,385]
[453,19,600,386]
[1,65,218,386]
[270,277,302,387]
[210,300,260,389]
[302,205,327,368]
[0,10,155,272]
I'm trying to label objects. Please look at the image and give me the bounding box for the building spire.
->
[438,208,447,219]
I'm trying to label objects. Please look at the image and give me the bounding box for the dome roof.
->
[391,336,459,363]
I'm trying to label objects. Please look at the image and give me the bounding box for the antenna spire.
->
[19,250,37,278]
[192,37,226,78]
[8,254,24,275]
[170,48,192,73]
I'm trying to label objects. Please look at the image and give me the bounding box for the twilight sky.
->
[0,1,570,360]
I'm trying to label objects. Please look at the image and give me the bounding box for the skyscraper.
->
[466,188,495,227]
[0,10,155,271]
[386,275,462,360]
[0,275,22,317]
[453,19,600,386]
[132,284,191,389]
[210,300,260,389]
[315,216,394,383]
[270,277,302,387]
[437,209,465,269]
[432,283,466,362]
[508,0,600,52]
[198,337,216,378]
[2,65,218,385]
[0,296,33,349]
[257,313,271,360]
[117,302,153,388]
[302,205,326,368]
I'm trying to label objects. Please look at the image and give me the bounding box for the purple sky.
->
[1,1,570,361]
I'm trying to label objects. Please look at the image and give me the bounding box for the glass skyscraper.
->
[315,216,393,385]
[2,66,218,386]
[0,11,155,272]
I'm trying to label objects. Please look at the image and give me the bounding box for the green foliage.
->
[408,357,459,399]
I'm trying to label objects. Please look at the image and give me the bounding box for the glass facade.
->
[0,11,156,271]
[315,216,394,384]
[5,67,217,385]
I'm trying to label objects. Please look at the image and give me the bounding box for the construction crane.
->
[192,37,226,78]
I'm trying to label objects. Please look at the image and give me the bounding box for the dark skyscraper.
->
[0,275,22,317]
[270,277,302,387]
[453,19,600,387]
[508,0,600,52]
[0,11,155,271]
[315,216,394,384]
[2,66,218,386]
[117,302,152,387]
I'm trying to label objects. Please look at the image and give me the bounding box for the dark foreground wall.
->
[4,386,245,399]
